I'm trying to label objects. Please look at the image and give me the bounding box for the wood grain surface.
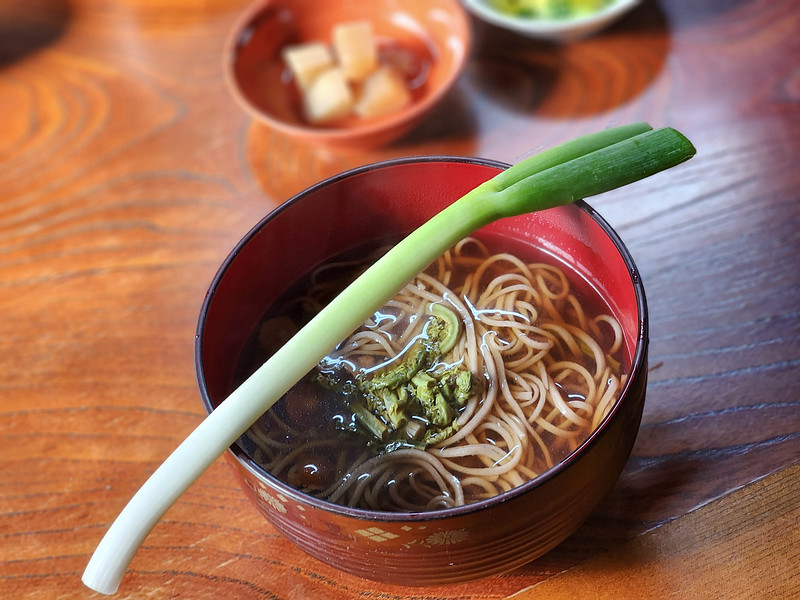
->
[1,0,798,598]
[510,460,800,599]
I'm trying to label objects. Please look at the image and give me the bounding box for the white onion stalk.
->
[82,123,695,594]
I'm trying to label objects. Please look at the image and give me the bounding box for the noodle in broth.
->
[238,236,626,512]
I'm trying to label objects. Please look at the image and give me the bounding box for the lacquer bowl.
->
[461,0,640,42]
[195,157,648,585]
[223,0,471,148]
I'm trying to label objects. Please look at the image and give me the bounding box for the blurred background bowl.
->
[461,0,640,42]
[195,157,649,585]
[223,0,471,148]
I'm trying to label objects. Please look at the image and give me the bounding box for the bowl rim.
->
[195,154,648,523]
[461,0,640,36]
[222,0,472,144]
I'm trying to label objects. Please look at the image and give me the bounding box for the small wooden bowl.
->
[223,0,471,148]
[195,157,649,585]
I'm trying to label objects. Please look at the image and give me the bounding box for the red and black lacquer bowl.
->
[195,156,648,585]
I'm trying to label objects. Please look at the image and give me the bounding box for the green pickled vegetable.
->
[489,0,613,19]
[427,303,461,354]
[320,304,475,451]
[351,401,389,441]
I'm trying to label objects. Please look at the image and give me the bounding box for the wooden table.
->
[2,0,798,598]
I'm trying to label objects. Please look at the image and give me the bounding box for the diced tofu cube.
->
[354,66,411,118]
[332,20,378,82]
[282,42,334,91]
[303,67,354,124]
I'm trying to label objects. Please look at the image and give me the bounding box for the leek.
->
[82,123,695,595]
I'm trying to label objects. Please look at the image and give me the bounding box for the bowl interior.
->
[225,0,470,137]
[197,158,645,462]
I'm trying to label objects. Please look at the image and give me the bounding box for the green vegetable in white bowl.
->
[489,0,614,20]
[463,0,640,41]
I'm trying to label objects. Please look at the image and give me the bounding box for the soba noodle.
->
[240,236,626,512]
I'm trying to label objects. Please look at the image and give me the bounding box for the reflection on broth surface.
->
[236,235,627,512]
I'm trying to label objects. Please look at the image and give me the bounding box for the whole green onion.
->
[82,123,695,595]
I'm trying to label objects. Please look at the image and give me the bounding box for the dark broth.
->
[234,234,628,507]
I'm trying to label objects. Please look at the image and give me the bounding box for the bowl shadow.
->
[243,82,478,203]
[464,2,670,119]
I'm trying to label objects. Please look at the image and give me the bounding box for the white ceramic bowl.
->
[461,0,640,42]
